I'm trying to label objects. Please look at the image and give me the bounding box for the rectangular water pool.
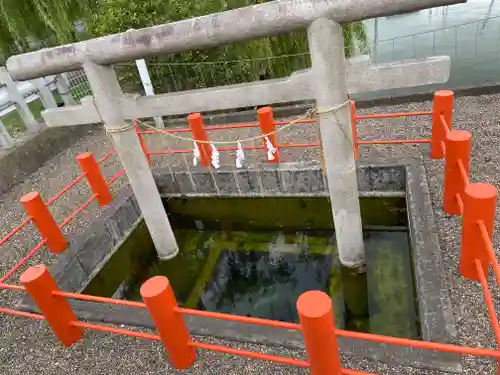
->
[84,196,420,339]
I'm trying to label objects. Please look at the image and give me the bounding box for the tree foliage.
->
[88,0,367,93]
[0,0,95,60]
[0,0,367,92]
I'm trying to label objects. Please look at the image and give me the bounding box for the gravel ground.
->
[0,93,500,374]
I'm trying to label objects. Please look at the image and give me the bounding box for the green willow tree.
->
[89,0,367,93]
[0,0,94,57]
[0,0,367,93]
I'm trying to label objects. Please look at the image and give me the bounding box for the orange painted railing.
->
[134,97,436,162]
[0,149,124,284]
[1,90,500,374]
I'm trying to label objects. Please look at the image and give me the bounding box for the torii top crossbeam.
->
[8,0,465,80]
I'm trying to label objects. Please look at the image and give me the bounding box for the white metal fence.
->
[66,70,92,102]
[0,69,75,149]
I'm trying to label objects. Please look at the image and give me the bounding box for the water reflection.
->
[364,0,500,93]
[126,229,420,339]
[200,249,334,323]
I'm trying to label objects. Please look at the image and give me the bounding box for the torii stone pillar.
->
[308,19,364,267]
[84,62,179,260]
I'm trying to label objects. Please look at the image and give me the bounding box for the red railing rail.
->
[188,113,212,167]
[257,106,280,163]
[431,90,454,158]
[6,253,500,375]
[134,91,450,162]
[443,130,471,214]
[0,147,124,283]
[19,192,67,253]
[133,120,151,166]
[2,90,500,374]
[351,100,360,159]
[77,152,113,206]
[6,271,500,358]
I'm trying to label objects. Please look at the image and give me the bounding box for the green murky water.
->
[84,196,420,339]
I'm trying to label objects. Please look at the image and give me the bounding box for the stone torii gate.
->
[7,0,464,266]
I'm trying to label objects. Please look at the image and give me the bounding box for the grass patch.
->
[1,99,44,135]
[1,94,62,136]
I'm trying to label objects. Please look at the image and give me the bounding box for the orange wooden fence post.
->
[431,90,454,159]
[134,120,151,166]
[443,130,471,215]
[351,100,359,160]
[460,183,497,281]
[258,107,280,163]
[188,113,211,167]
[77,152,112,206]
[20,192,67,253]
[297,290,342,375]
[141,276,196,369]
[20,265,83,346]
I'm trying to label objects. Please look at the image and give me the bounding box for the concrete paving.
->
[0,93,499,373]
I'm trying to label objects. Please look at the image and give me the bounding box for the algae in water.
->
[89,196,418,339]
[366,232,419,338]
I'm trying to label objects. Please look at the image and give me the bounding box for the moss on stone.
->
[367,237,419,338]
[166,196,407,231]
[185,245,223,308]
[122,229,211,303]
[328,262,345,329]
[341,266,369,318]
[83,220,155,297]
[359,197,407,227]
[305,233,337,254]
[84,197,417,339]
[204,231,338,255]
